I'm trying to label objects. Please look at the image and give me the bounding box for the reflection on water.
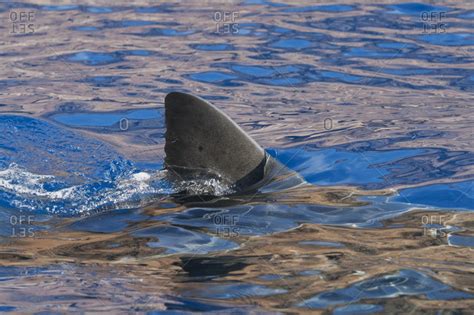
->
[298,269,473,309]
[50,108,162,127]
[1,0,473,313]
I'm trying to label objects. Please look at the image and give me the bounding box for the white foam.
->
[0,163,236,215]
[132,172,151,181]
[0,163,168,215]
[173,176,234,196]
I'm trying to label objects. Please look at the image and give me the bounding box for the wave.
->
[0,162,169,215]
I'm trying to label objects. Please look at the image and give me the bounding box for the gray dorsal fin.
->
[164,92,267,191]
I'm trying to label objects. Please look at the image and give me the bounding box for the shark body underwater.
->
[164,92,305,199]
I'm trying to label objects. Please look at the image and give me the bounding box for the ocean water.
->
[0,0,473,313]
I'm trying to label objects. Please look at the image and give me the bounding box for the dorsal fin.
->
[164,92,267,191]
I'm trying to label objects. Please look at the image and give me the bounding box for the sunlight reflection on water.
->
[0,0,473,313]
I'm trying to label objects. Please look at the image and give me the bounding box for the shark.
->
[163,92,306,197]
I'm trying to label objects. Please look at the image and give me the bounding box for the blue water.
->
[51,108,162,127]
[448,234,474,248]
[1,0,473,313]
[298,269,473,309]
[299,240,346,248]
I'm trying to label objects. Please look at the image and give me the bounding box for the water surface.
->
[1,0,473,313]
